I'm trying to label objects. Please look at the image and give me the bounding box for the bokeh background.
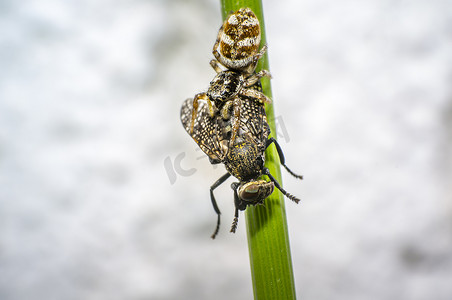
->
[1,0,452,299]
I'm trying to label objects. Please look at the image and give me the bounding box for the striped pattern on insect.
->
[212,7,268,74]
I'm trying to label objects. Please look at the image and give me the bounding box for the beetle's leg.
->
[210,173,231,239]
[266,137,303,180]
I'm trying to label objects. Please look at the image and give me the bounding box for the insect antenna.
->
[230,207,239,233]
[264,168,300,204]
[282,165,304,180]
[230,186,240,233]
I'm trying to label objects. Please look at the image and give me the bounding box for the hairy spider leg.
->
[210,59,223,73]
[244,70,272,86]
[240,87,271,104]
[190,93,214,134]
[229,97,242,147]
[211,21,225,66]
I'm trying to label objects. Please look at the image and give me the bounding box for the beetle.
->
[181,85,302,238]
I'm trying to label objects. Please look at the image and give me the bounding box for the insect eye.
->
[245,184,259,193]
[240,184,260,201]
[238,180,275,204]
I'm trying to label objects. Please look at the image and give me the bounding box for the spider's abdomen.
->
[215,8,261,71]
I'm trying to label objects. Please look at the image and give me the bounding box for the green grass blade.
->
[218,1,298,299]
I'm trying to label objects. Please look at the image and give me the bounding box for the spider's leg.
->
[243,44,268,74]
[253,44,268,63]
[220,100,234,120]
[244,69,272,87]
[228,97,242,147]
[210,59,223,73]
[240,88,271,104]
[190,93,212,134]
[212,21,226,65]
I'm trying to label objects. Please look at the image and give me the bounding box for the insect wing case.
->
[225,95,269,178]
[181,98,228,163]
[235,93,270,146]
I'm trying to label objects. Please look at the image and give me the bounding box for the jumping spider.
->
[212,7,267,74]
[181,89,302,239]
[189,7,271,149]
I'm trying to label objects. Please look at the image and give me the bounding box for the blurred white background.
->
[1,0,452,299]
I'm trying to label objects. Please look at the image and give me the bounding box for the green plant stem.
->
[218,1,297,299]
